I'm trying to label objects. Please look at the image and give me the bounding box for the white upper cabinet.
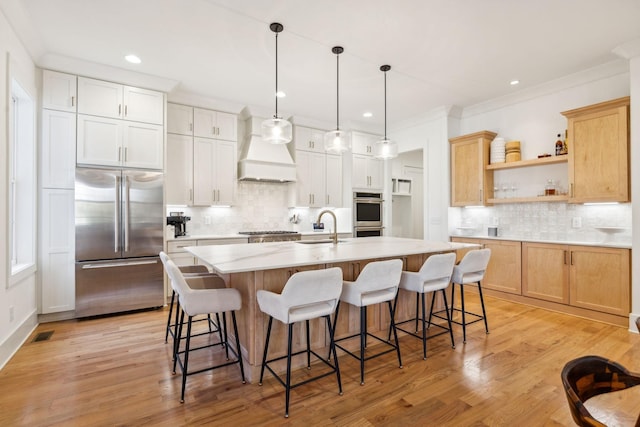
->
[166,134,194,205]
[167,103,194,135]
[77,115,163,169]
[294,125,326,153]
[42,70,77,112]
[351,132,383,191]
[193,138,236,205]
[77,77,163,125]
[193,108,237,141]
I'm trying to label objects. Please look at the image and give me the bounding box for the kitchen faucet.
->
[317,210,338,245]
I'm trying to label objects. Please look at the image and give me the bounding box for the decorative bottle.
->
[555,134,563,156]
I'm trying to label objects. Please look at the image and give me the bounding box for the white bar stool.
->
[257,267,343,418]
[333,259,403,385]
[393,252,457,360]
[436,248,491,343]
[160,252,224,348]
[164,257,245,403]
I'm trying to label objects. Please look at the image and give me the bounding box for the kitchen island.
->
[186,237,477,381]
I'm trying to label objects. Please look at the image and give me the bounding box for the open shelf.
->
[488,195,569,204]
[486,155,568,170]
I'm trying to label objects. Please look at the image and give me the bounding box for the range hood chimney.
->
[238,116,297,182]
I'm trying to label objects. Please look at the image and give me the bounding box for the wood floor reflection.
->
[2,294,640,426]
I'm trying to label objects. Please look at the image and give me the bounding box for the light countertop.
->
[185,236,478,274]
[450,234,632,249]
[166,231,352,242]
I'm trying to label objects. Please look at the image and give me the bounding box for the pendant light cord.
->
[274,31,279,118]
[384,69,387,139]
[336,52,340,131]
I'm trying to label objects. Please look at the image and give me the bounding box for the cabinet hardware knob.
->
[124,105,128,116]
[118,104,122,115]
[71,96,75,107]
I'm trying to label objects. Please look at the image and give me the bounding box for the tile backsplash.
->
[167,181,352,236]
[449,202,632,244]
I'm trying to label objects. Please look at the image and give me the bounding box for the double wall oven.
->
[353,192,384,237]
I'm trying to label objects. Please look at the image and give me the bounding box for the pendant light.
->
[324,46,351,153]
[373,64,398,159]
[261,22,292,144]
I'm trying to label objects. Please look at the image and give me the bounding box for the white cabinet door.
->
[352,132,376,155]
[123,86,164,125]
[77,77,123,119]
[215,111,238,141]
[166,134,194,205]
[193,108,217,138]
[122,122,164,169]
[42,70,77,112]
[40,189,75,313]
[193,138,215,205]
[325,153,342,207]
[294,126,325,153]
[352,154,369,189]
[296,150,326,207]
[213,139,236,204]
[41,110,76,189]
[193,108,237,141]
[368,157,384,190]
[77,115,122,167]
[167,103,193,135]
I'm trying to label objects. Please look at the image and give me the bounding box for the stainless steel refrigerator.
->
[75,167,164,317]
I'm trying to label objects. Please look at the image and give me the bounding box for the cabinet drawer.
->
[167,240,197,253]
[197,238,248,245]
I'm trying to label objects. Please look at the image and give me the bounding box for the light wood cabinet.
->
[42,70,76,112]
[450,237,521,295]
[562,97,630,203]
[522,242,569,304]
[522,242,630,316]
[449,130,496,206]
[77,77,163,125]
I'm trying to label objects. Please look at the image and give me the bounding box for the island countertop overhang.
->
[185,236,479,274]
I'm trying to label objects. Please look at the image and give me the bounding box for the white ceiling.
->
[5,0,640,131]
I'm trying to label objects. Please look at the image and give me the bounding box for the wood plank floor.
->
[2,294,640,426]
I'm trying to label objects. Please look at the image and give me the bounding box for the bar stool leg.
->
[388,300,402,368]
[285,323,294,418]
[165,290,175,343]
[173,309,186,374]
[180,316,193,403]
[460,284,467,343]
[421,292,427,360]
[415,293,420,332]
[215,312,225,346]
[325,314,343,396]
[328,301,341,361]
[477,281,490,334]
[231,311,246,383]
[439,289,455,348]
[359,306,366,385]
[222,312,230,360]
[259,316,273,386]
[306,319,311,369]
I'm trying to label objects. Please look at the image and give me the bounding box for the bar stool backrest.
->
[418,252,457,285]
[452,248,491,284]
[280,267,343,317]
[353,259,403,294]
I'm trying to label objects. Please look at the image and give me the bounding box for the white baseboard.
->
[0,310,38,370]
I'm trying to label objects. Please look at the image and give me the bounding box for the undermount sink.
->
[296,239,345,244]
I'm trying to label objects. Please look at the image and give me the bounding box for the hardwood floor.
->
[2,294,640,426]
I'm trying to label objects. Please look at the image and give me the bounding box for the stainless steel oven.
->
[353,192,383,237]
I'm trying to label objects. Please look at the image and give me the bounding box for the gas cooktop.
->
[238,230,299,235]
[238,230,301,243]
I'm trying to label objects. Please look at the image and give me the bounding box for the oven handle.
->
[353,226,385,231]
[353,198,384,203]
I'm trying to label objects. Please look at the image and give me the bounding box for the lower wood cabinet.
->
[451,237,631,323]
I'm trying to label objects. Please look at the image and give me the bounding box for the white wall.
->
[0,7,39,368]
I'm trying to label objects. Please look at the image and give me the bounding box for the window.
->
[8,76,36,286]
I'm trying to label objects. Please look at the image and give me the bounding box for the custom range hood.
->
[238,116,297,182]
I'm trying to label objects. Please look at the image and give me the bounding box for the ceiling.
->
[5,0,640,131]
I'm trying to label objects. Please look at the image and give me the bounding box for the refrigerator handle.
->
[114,175,120,253]
[124,175,130,252]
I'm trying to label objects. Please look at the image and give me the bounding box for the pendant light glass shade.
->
[262,22,292,145]
[324,46,350,153]
[373,64,398,159]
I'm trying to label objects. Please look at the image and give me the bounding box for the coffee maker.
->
[166,212,191,238]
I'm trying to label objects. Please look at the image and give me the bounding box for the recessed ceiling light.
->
[125,54,141,64]
[510,80,520,86]
[276,91,286,98]
[362,112,373,118]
